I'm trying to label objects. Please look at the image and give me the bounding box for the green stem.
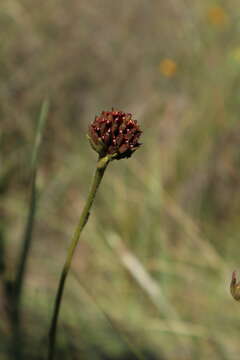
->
[9,100,49,360]
[15,171,37,302]
[10,169,37,360]
[48,155,110,360]
[15,100,49,303]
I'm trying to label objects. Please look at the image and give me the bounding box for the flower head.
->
[88,110,142,160]
[230,271,240,301]
[207,6,228,26]
[159,58,177,78]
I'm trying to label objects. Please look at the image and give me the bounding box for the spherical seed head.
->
[88,110,142,160]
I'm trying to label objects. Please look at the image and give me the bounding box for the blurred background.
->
[1,0,240,359]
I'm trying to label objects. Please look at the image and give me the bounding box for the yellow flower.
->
[207,6,228,26]
[159,59,177,78]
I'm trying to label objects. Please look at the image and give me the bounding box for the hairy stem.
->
[48,155,110,360]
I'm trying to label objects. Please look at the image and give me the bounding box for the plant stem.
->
[48,155,110,360]
[10,169,37,360]
[9,100,49,360]
[15,100,49,303]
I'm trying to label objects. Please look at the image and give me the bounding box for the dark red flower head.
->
[88,110,142,160]
[230,271,240,301]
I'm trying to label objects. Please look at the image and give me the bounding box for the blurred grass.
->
[2,0,240,359]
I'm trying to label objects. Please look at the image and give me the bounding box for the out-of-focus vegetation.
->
[1,0,240,359]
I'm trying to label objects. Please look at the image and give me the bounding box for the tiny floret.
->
[88,110,142,160]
